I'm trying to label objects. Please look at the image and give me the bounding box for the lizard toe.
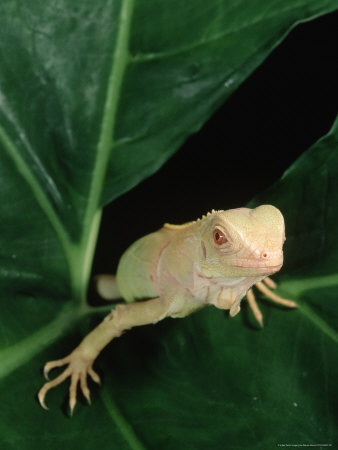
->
[38,367,72,409]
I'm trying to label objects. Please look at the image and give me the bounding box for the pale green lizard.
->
[38,205,296,414]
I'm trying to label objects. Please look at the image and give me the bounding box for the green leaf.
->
[0,1,337,449]
[250,118,338,343]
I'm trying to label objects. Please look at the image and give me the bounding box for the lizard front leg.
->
[38,297,167,414]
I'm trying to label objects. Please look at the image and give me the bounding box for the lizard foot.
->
[246,277,297,327]
[38,349,101,415]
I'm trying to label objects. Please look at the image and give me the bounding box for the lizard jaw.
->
[233,259,282,274]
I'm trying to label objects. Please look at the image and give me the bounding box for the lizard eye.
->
[213,228,227,245]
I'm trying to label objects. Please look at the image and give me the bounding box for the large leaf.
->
[1,121,338,448]
[41,120,338,449]
[0,1,337,449]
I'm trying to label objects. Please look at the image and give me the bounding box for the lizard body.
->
[115,206,284,317]
[38,205,296,414]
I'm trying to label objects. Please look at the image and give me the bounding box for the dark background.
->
[93,11,338,276]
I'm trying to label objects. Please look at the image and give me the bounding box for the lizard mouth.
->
[233,260,282,273]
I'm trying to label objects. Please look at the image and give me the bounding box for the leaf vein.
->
[0,124,73,264]
[132,2,321,63]
[101,388,147,450]
[299,303,338,344]
[0,304,77,381]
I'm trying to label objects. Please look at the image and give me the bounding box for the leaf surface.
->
[0,1,337,449]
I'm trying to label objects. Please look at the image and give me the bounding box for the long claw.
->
[69,375,79,416]
[80,373,91,404]
[38,391,49,410]
[38,368,71,409]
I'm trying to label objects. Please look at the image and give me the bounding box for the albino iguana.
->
[38,205,296,414]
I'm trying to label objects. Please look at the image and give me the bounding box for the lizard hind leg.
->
[94,274,122,301]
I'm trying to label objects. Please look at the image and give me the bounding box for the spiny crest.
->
[196,209,220,222]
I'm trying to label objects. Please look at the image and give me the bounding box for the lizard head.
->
[199,205,285,279]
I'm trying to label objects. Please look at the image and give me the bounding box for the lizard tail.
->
[94,274,122,301]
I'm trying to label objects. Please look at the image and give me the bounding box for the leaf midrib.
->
[73,0,136,301]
